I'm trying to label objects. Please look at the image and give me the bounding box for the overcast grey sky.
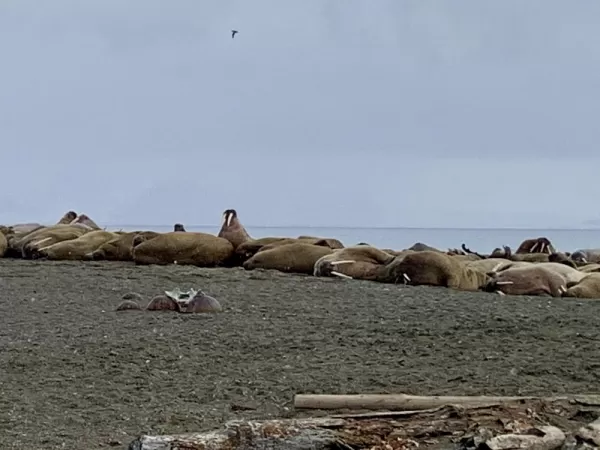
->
[2,0,600,228]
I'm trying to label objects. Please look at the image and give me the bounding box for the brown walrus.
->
[484,265,567,297]
[85,231,160,261]
[37,230,119,260]
[379,250,490,291]
[242,242,333,275]
[132,232,234,266]
[313,245,396,281]
[217,209,252,250]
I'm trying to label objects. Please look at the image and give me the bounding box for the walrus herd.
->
[3,209,600,300]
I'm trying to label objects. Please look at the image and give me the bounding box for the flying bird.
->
[231,30,238,39]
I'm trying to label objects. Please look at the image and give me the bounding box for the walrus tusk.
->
[32,237,52,247]
[226,212,232,227]
[530,242,538,253]
[559,285,567,294]
[495,290,506,296]
[331,271,352,280]
[403,273,411,283]
[495,281,514,285]
[582,257,588,264]
[330,260,356,266]
[491,262,503,273]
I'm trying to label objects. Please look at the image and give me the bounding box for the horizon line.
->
[104,223,600,232]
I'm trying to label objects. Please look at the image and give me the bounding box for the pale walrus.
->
[562,273,600,299]
[313,245,396,281]
[37,230,119,260]
[132,232,234,266]
[242,242,334,275]
[0,231,7,258]
[20,225,93,259]
[379,251,490,291]
[218,209,252,250]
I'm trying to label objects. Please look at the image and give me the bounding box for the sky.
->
[1,0,600,229]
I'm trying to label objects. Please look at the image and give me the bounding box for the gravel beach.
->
[0,259,599,449]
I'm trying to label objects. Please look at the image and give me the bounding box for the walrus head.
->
[221,209,239,229]
[529,237,554,254]
[173,223,186,232]
[70,214,100,230]
[58,211,78,224]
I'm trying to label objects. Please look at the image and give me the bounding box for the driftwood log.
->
[129,398,600,450]
[293,393,600,411]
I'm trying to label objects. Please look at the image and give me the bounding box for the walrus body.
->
[379,251,489,291]
[484,265,567,297]
[242,242,333,274]
[132,232,234,266]
[0,232,7,257]
[39,230,119,260]
[313,245,395,280]
[19,225,92,259]
[562,273,600,299]
[86,231,160,261]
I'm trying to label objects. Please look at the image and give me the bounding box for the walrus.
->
[132,231,234,266]
[0,232,7,257]
[85,231,161,261]
[69,213,101,230]
[515,237,555,254]
[58,210,78,224]
[464,258,517,273]
[484,265,567,297]
[242,242,333,274]
[491,245,550,263]
[548,252,577,268]
[37,230,119,260]
[20,225,93,259]
[233,236,342,266]
[173,223,186,232]
[378,250,490,291]
[406,242,442,252]
[562,273,600,299]
[577,263,600,273]
[570,249,600,265]
[313,245,396,281]
[218,209,252,250]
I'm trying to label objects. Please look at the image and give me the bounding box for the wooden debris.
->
[293,393,600,411]
[129,399,600,450]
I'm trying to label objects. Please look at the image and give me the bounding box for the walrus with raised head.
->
[173,223,186,232]
[484,265,567,297]
[378,250,490,291]
[132,231,234,266]
[515,237,555,254]
[313,245,396,281]
[69,213,101,230]
[85,231,160,261]
[37,230,119,260]
[217,209,252,250]
[242,242,333,274]
[491,245,550,263]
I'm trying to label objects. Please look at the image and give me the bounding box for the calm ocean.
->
[107,225,600,254]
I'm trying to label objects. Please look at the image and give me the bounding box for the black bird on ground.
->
[231,30,238,39]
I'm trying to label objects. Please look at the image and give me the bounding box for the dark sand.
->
[1,259,599,449]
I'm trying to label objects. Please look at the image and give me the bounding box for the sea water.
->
[107,225,600,254]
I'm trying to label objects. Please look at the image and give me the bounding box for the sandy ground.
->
[0,259,599,449]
